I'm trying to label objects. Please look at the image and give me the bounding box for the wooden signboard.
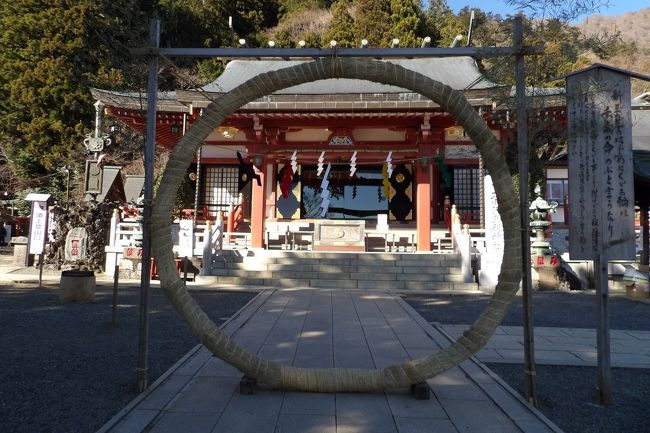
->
[567,67,635,261]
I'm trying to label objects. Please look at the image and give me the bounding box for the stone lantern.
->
[529,184,557,256]
[529,184,561,290]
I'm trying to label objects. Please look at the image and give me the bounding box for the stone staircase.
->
[197,250,478,292]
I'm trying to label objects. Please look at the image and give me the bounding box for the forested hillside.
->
[578,7,650,49]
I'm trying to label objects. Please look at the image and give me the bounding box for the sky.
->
[443,0,646,20]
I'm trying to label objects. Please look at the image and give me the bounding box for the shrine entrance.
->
[150,54,523,393]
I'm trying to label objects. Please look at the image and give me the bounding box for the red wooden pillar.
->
[250,161,266,248]
[431,162,440,224]
[416,163,431,251]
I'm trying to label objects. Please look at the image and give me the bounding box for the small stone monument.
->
[60,227,95,302]
[479,175,504,290]
[64,227,88,262]
[529,185,561,290]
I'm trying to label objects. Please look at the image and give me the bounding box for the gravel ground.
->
[2,275,648,433]
[0,281,256,433]
[404,291,650,433]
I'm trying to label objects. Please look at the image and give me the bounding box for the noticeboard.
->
[28,201,48,255]
[567,67,635,260]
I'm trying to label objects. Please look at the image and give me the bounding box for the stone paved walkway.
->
[97,289,560,433]
[438,324,650,368]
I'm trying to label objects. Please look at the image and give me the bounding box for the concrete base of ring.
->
[59,270,96,302]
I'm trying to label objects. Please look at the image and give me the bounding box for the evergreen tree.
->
[424,0,464,47]
[321,0,356,47]
[354,0,392,47]
[0,0,149,191]
[390,0,423,48]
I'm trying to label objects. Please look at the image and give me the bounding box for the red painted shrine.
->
[92,57,518,251]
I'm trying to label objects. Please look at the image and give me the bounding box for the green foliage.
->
[321,0,356,47]
[0,0,148,192]
[390,0,423,48]
[423,0,465,47]
[158,0,279,49]
[278,0,329,19]
[197,59,226,84]
[354,0,392,47]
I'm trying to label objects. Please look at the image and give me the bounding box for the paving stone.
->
[166,376,238,413]
[336,414,398,433]
[196,356,244,378]
[147,411,220,433]
[210,412,276,433]
[108,409,159,433]
[335,393,393,418]
[223,389,284,418]
[479,383,541,422]
[174,348,213,376]
[428,368,490,401]
[393,417,459,433]
[139,375,194,410]
[274,413,336,433]
[439,399,521,433]
[281,392,336,415]
[386,390,448,419]
[533,350,584,363]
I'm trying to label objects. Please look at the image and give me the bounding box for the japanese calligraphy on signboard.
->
[567,67,635,260]
[29,201,48,255]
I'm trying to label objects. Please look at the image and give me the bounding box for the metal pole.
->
[112,264,119,325]
[37,253,44,288]
[66,167,70,203]
[193,146,202,223]
[514,14,537,406]
[595,253,613,404]
[136,16,160,393]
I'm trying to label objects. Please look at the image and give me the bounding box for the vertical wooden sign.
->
[567,67,635,261]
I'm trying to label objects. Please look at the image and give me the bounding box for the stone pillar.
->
[416,163,431,251]
[479,175,504,290]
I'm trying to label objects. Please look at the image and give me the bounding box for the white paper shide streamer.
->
[386,151,393,177]
[319,163,332,217]
[290,151,298,173]
[349,151,357,177]
[317,151,325,177]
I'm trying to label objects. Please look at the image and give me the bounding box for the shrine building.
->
[91,57,527,252]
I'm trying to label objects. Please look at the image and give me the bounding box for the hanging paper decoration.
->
[386,151,393,177]
[319,163,332,217]
[317,151,325,177]
[349,151,357,177]
[280,164,294,198]
[382,163,391,198]
[290,151,298,173]
[352,185,357,199]
[237,151,261,192]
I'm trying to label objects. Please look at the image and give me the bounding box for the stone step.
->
[206,250,474,291]
[214,250,460,264]
[206,276,478,292]
[212,268,467,283]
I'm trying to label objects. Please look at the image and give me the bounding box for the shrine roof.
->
[89,89,189,112]
[196,57,497,95]
[91,57,507,114]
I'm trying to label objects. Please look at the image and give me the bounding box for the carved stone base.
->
[239,376,257,395]
[410,382,430,400]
